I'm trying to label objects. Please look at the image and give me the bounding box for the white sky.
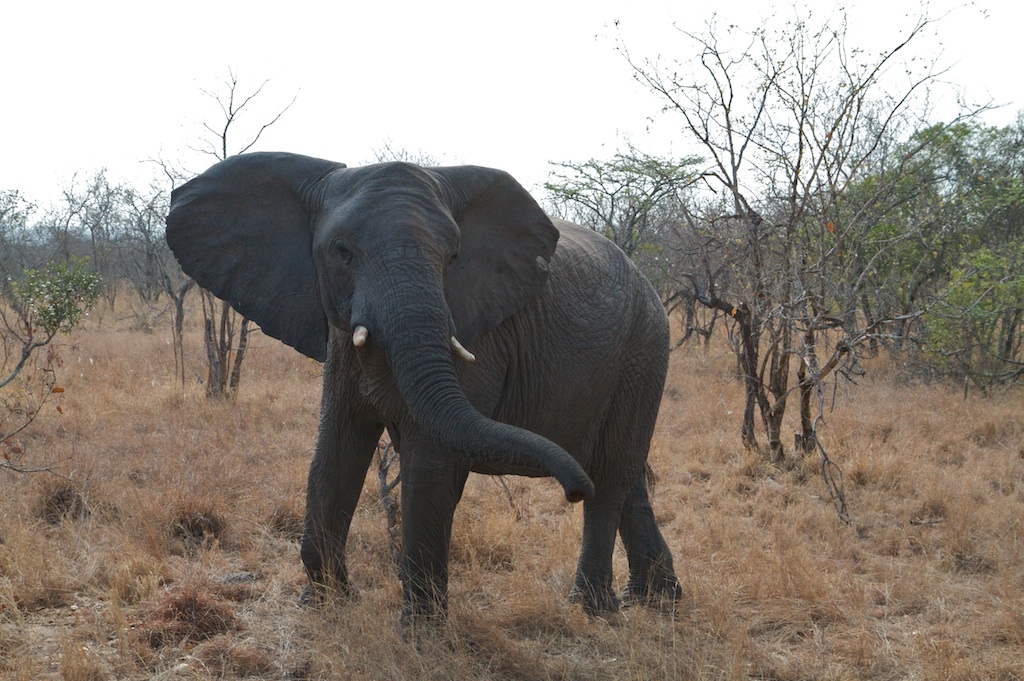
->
[2,0,1021,208]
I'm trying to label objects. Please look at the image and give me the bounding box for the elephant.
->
[165,151,680,621]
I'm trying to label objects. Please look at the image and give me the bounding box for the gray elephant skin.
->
[165,151,680,620]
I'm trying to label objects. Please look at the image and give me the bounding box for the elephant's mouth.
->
[351,324,475,363]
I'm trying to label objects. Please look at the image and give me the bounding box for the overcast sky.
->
[3,1,1020,208]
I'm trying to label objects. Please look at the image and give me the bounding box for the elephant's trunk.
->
[360,261,593,503]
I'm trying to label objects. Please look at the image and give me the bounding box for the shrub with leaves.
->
[7,257,102,339]
[1,257,101,471]
[926,243,1024,389]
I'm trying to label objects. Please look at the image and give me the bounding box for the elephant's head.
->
[165,152,593,503]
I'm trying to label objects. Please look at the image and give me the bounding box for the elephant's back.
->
[547,219,668,347]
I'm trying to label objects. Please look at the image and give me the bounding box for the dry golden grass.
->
[2,303,1023,679]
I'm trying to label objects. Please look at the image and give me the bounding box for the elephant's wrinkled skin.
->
[165,152,680,620]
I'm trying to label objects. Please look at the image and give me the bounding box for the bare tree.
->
[193,68,297,162]
[0,190,35,283]
[57,171,130,310]
[189,69,297,399]
[141,157,194,389]
[372,141,444,167]
[624,6,979,480]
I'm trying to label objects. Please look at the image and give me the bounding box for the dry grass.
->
[2,302,1023,679]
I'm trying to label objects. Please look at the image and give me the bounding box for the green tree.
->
[926,245,1024,388]
[845,118,1024,387]
[545,151,702,260]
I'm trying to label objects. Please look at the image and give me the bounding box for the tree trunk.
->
[203,304,223,398]
[201,290,228,399]
[763,323,793,464]
[765,407,786,464]
[228,318,251,392]
[376,440,402,565]
[735,305,760,451]
[796,356,816,454]
[198,290,250,399]
[165,277,193,392]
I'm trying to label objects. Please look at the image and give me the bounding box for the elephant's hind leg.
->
[618,473,681,608]
[606,354,680,610]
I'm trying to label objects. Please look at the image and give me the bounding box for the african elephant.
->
[165,152,679,620]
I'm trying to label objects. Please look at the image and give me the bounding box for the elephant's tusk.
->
[352,325,369,347]
[450,336,476,363]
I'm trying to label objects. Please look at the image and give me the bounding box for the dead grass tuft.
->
[211,573,260,603]
[0,523,76,611]
[495,597,582,640]
[102,556,164,605]
[445,608,570,681]
[912,497,949,524]
[35,479,90,524]
[59,641,108,681]
[142,581,241,647]
[266,501,305,541]
[450,515,517,572]
[191,634,278,677]
[167,497,227,549]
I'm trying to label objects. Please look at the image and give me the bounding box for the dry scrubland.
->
[2,307,1024,680]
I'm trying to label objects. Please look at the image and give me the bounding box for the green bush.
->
[8,257,102,338]
[925,243,1024,388]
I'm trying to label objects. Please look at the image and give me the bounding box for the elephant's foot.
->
[620,572,682,611]
[399,595,449,638]
[568,580,621,617]
[300,543,359,607]
[297,584,323,607]
[401,607,448,628]
[296,578,359,608]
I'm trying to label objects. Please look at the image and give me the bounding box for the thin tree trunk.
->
[164,277,193,392]
[736,305,760,451]
[217,299,232,392]
[201,290,226,398]
[172,283,190,390]
[198,288,250,399]
[228,318,250,392]
[797,356,816,454]
[376,440,402,566]
[763,324,792,464]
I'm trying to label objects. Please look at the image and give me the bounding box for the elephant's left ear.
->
[432,166,559,346]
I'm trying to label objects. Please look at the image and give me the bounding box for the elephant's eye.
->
[335,241,354,265]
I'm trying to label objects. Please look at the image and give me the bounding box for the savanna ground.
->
[2,301,1023,680]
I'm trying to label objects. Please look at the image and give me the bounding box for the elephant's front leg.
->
[398,442,470,623]
[300,410,382,603]
[571,486,630,616]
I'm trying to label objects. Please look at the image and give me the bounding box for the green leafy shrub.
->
[8,257,102,338]
[925,243,1024,388]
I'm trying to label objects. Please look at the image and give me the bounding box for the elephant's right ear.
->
[166,152,345,362]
